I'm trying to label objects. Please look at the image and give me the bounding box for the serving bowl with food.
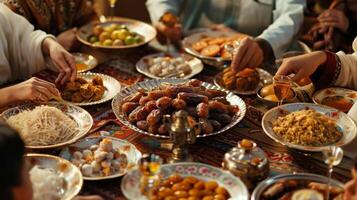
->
[313,87,357,113]
[26,153,83,200]
[1,102,93,150]
[136,52,204,79]
[214,67,273,95]
[112,79,246,139]
[77,18,156,49]
[60,136,141,180]
[121,162,249,200]
[60,72,121,106]
[252,173,344,200]
[182,31,248,68]
[257,83,297,107]
[262,103,356,152]
[73,53,98,73]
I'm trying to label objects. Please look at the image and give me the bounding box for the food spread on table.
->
[221,67,260,91]
[146,55,192,78]
[272,109,342,146]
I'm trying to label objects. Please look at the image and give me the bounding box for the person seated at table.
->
[2,0,97,51]
[146,0,305,70]
[0,3,76,109]
[0,123,104,200]
[301,0,357,53]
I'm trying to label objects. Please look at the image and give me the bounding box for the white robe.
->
[0,3,52,85]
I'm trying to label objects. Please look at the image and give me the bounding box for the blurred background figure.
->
[146,0,305,70]
[301,0,357,53]
[2,0,97,51]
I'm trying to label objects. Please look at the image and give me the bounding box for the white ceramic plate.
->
[1,102,93,150]
[262,103,357,152]
[313,87,357,112]
[65,72,121,106]
[73,52,98,73]
[214,68,273,95]
[77,18,156,49]
[121,162,249,200]
[26,153,83,200]
[59,136,142,181]
[136,52,204,79]
[112,79,246,139]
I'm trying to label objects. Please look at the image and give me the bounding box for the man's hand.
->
[156,22,183,44]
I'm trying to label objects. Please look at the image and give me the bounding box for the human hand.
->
[230,37,264,72]
[155,22,182,44]
[57,28,79,51]
[318,9,349,33]
[275,51,327,82]
[42,38,76,85]
[73,195,104,200]
[8,77,61,103]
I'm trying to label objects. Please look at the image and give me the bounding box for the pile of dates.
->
[120,79,239,136]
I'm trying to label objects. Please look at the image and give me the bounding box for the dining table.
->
[34,43,356,200]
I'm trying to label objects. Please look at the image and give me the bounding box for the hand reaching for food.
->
[156,12,183,44]
[57,28,79,51]
[230,37,264,72]
[42,37,77,85]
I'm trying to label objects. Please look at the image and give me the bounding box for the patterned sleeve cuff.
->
[310,51,341,90]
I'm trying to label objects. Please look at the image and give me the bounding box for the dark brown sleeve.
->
[255,38,276,64]
[310,51,341,90]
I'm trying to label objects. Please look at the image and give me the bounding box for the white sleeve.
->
[0,3,55,80]
[257,0,305,58]
[146,0,181,24]
[335,38,357,90]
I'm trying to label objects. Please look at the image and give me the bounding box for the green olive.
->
[124,35,136,45]
[88,35,99,43]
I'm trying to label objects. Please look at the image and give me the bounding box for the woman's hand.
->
[318,9,349,33]
[57,28,79,51]
[5,77,61,103]
[230,37,264,72]
[73,195,104,200]
[275,51,327,82]
[155,22,183,44]
[42,38,76,85]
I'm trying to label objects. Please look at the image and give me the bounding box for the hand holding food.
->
[88,23,144,47]
[156,12,182,44]
[60,75,105,103]
[42,37,77,85]
[231,37,264,71]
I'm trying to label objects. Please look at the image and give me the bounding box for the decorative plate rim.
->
[72,52,98,73]
[25,153,83,200]
[111,79,246,139]
[64,72,121,106]
[59,136,142,181]
[135,52,204,79]
[261,102,357,152]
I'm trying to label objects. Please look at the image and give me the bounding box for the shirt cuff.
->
[310,51,341,90]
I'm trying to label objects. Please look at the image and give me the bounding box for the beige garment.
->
[0,3,52,85]
[335,37,357,89]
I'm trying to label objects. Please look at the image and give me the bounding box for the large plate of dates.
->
[112,79,246,138]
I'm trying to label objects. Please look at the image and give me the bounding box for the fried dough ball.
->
[72,92,84,102]
[92,75,103,86]
[92,85,105,101]
[80,83,95,99]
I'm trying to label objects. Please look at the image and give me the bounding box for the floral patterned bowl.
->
[121,162,249,200]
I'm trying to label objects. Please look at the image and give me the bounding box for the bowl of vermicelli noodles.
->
[1,102,93,150]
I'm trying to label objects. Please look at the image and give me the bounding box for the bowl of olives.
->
[77,18,157,49]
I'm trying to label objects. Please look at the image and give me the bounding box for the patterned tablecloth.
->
[36,46,354,200]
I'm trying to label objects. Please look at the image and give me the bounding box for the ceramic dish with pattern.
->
[112,79,246,139]
[77,18,156,49]
[262,103,356,152]
[313,87,357,113]
[63,72,121,106]
[1,102,93,150]
[251,173,344,200]
[214,68,273,95]
[136,52,204,79]
[73,53,98,73]
[59,136,141,181]
[121,162,249,200]
[26,153,83,200]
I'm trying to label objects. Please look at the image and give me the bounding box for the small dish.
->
[313,87,357,113]
[59,136,141,181]
[256,87,297,108]
[73,53,98,73]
